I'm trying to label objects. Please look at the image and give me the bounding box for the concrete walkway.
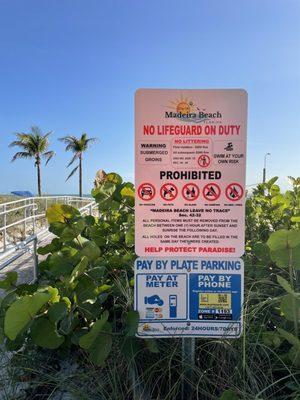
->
[0,232,54,297]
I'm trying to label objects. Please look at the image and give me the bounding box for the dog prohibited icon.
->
[138,183,155,201]
[182,183,200,201]
[198,154,211,168]
[225,183,244,202]
[160,183,178,201]
[203,183,221,201]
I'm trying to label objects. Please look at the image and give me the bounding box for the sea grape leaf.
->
[31,317,64,349]
[46,204,80,224]
[4,292,51,340]
[277,275,294,294]
[124,310,139,337]
[70,256,89,282]
[0,272,18,290]
[48,302,68,324]
[280,294,300,322]
[79,311,112,365]
[80,240,101,261]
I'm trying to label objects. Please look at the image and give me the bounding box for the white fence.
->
[0,196,97,256]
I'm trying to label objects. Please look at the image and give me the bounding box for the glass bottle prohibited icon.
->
[182,183,200,201]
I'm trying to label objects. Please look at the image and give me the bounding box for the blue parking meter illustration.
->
[144,295,164,307]
[169,295,177,318]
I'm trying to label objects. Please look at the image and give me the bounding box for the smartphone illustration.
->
[169,295,177,318]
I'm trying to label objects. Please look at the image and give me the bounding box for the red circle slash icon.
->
[182,183,200,201]
[203,183,221,201]
[138,183,155,201]
[225,183,244,202]
[160,183,178,201]
[198,154,211,168]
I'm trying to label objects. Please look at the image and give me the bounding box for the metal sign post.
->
[181,337,195,400]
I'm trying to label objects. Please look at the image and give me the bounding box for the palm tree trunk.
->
[37,162,42,197]
[79,155,82,197]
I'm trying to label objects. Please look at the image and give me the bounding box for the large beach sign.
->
[134,89,247,338]
[135,89,247,257]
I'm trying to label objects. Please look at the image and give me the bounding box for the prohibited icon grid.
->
[160,183,178,201]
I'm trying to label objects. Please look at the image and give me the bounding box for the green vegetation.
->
[0,174,299,399]
[59,133,98,197]
[9,126,55,197]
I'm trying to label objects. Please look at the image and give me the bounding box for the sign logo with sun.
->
[165,95,222,123]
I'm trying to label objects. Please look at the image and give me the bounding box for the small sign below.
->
[135,257,244,338]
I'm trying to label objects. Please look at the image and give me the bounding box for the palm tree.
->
[59,133,98,197]
[9,126,55,196]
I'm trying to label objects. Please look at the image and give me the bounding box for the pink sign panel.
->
[135,89,247,257]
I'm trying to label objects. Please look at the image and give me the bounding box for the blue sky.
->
[0,0,299,194]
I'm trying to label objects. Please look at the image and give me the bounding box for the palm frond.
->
[43,151,55,165]
[67,153,80,167]
[66,165,79,181]
[11,152,32,162]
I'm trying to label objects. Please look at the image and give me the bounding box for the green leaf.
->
[79,311,112,365]
[277,275,294,294]
[31,317,64,349]
[124,311,139,337]
[267,230,300,268]
[0,272,18,290]
[106,173,123,185]
[121,336,141,361]
[291,214,300,223]
[37,238,61,255]
[80,240,101,261]
[267,229,300,251]
[278,328,300,347]
[46,204,80,224]
[70,256,89,282]
[125,226,135,247]
[289,345,300,367]
[48,302,68,324]
[220,389,239,400]
[280,294,300,322]
[266,176,278,189]
[262,331,281,348]
[4,292,51,340]
[121,184,135,199]
[95,284,112,294]
[93,182,117,203]
[145,339,159,353]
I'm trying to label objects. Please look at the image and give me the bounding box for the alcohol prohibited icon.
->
[182,183,200,201]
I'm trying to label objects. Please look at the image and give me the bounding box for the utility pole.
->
[263,153,271,183]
